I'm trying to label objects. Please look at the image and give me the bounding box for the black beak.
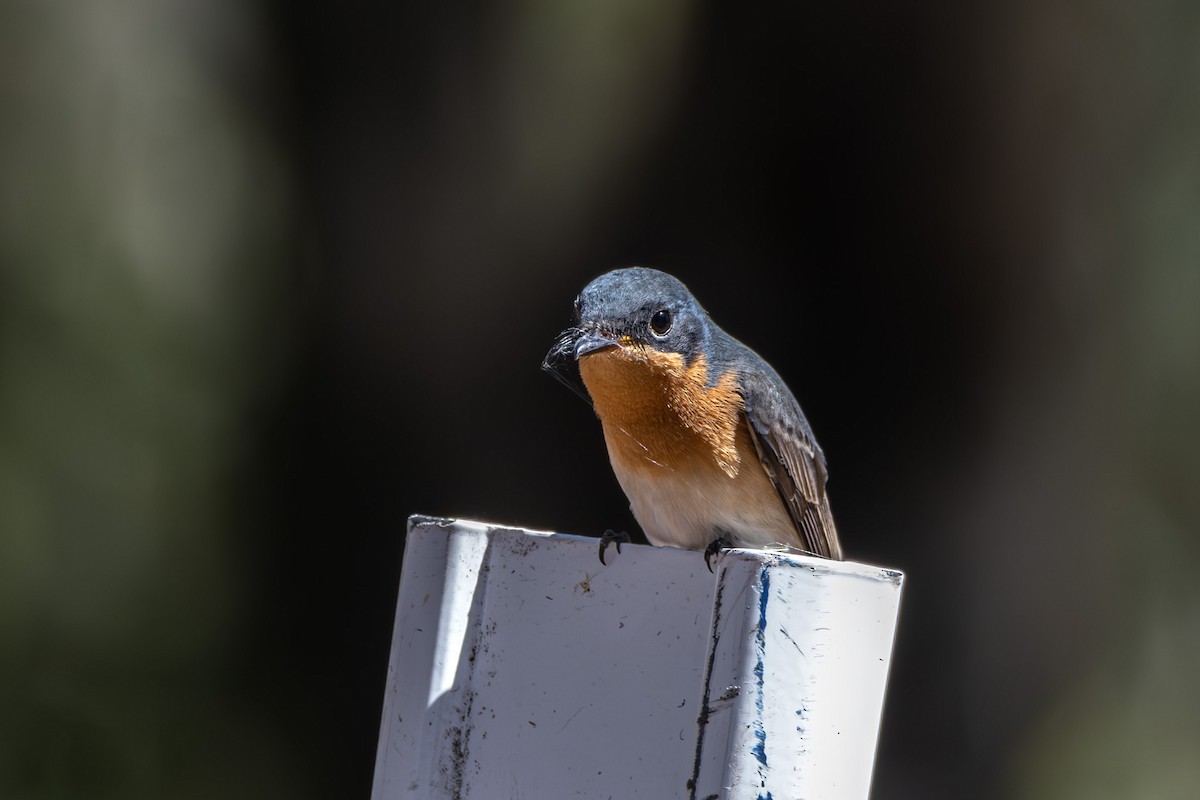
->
[574,332,620,359]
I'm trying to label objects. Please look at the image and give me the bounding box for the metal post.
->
[372,517,903,799]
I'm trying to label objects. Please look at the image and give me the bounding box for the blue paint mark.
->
[758,569,770,631]
[752,568,771,771]
[751,730,767,765]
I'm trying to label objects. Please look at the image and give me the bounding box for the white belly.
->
[609,457,797,551]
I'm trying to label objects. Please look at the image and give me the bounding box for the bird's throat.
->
[578,347,744,478]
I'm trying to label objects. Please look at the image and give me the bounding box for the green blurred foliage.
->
[965,2,1200,797]
[1,1,292,797]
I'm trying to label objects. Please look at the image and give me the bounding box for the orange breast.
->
[578,346,745,479]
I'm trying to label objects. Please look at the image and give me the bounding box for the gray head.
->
[571,267,712,365]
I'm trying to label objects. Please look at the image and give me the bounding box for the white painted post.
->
[372,517,903,800]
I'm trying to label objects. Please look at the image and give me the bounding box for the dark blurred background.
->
[2,1,1198,798]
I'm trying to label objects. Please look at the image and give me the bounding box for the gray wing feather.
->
[741,371,844,560]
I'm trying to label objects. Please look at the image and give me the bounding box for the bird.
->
[543,267,843,569]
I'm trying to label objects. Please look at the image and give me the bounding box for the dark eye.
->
[650,309,672,337]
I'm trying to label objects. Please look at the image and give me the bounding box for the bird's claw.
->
[599,530,631,565]
[704,537,732,573]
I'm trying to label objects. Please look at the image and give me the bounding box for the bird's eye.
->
[650,309,672,337]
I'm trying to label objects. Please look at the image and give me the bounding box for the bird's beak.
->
[574,331,620,360]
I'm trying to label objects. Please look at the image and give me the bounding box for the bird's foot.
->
[598,530,631,565]
[704,536,733,573]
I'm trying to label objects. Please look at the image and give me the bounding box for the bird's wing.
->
[740,370,844,560]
